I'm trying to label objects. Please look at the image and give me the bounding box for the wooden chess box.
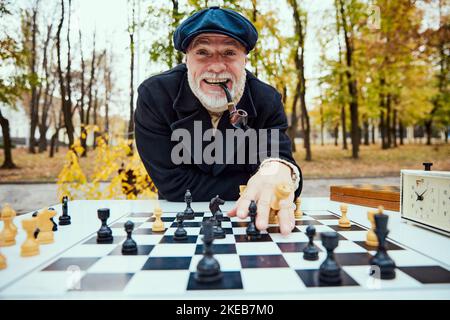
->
[330,185,400,211]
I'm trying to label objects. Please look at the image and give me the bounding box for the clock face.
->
[402,171,450,234]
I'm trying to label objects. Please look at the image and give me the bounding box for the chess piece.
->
[239,185,247,197]
[269,183,293,224]
[319,232,341,284]
[174,212,187,241]
[183,189,195,220]
[0,234,6,269]
[338,204,351,228]
[36,209,56,244]
[21,218,40,257]
[0,204,18,247]
[152,206,165,232]
[59,196,71,225]
[370,213,396,280]
[210,195,225,239]
[246,200,261,240]
[303,225,319,261]
[96,208,113,244]
[48,208,58,231]
[0,247,6,269]
[366,210,378,247]
[122,221,138,255]
[294,197,303,219]
[195,220,222,283]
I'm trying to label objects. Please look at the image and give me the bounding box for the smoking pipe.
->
[217,82,249,130]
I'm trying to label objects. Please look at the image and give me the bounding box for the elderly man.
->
[135,7,302,235]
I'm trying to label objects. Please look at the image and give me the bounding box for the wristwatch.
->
[259,158,300,190]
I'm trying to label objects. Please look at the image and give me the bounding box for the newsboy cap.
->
[173,6,258,53]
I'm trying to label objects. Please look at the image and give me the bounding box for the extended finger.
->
[255,188,273,231]
[278,197,295,235]
[236,185,258,219]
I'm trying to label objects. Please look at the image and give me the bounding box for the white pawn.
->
[0,204,18,247]
[0,235,6,269]
[365,210,378,247]
[152,206,165,232]
[338,204,351,228]
[294,197,303,219]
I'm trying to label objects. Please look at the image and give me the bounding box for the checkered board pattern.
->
[3,209,450,297]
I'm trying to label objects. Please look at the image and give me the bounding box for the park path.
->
[0,176,400,214]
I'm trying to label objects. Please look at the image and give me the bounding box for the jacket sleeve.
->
[134,83,247,201]
[246,90,303,198]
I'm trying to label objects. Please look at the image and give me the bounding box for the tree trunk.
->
[371,120,376,144]
[38,123,48,152]
[93,89,99,149]
[334,125,338,146]
[0,109,17,169]
[49,129,60,158]
[171,0,183,65]
[445,128,448,143]
[399,121,404,145]
[380,112,387,149]
[425,121,432,145]
[392,109,398,147]
[38,24,54,153]
[28,4,39,154]
[386,94,392,148]
[127,1,136,141]
[289,0,311,161]
[339,0,359,158]
[56,0,74,147]
[288,88,300,153]
[363,118,369,146]
[79,29,87,157]
[320,105,324,146]
[341,105,347,150]
[64,0,74,146]
[335,0,347,151]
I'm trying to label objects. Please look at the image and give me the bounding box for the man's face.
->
[186,33,247,112]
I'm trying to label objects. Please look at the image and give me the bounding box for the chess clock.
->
[401,165,450,236]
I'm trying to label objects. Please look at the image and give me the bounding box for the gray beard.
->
[187,69,247,113]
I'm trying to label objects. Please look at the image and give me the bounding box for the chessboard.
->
[0,198,449,299]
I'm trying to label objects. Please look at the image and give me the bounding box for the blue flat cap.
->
[174,6,258,53]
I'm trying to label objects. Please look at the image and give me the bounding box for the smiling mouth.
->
[203,79,230,86]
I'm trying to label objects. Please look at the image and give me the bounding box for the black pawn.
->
[246,200,261,240]
[183,189,195,220]
[212,210,225,240]
[96,208,113,243]
[122,220,138,255]
[49,208,58,231]
[370,213,396,280]
[319,232,341,284]
[303,225,319,261]
[174,212,188,241]
[195,220,222,283]
[59,196,71,225]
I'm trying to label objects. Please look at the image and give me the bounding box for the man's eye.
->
[224,50,236,56]
[197,50,209,56]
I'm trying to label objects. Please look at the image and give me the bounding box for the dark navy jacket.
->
[134,63,302,201]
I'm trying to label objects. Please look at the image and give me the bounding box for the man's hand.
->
[228,161,296,235]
